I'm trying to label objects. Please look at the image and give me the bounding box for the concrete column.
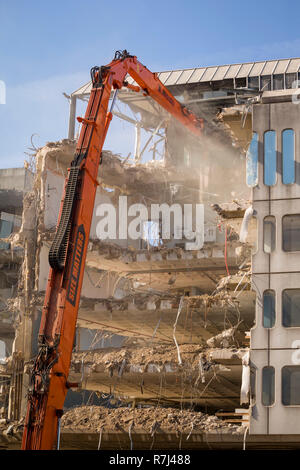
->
[134,124,141,161]
[68,95,77,140]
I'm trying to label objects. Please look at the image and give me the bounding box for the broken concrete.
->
[60,405,244,434]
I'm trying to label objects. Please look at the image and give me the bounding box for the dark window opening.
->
[273,74,284,90]
[285,73,297,89]
[282,215,300,252]
[248,76,259,89]
[261,75,271,91]
[235,77,246,88]
[282,366,300,405]
[262,366,275,406]
[282,289,300,327]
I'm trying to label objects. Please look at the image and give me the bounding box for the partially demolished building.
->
[1,57,300,449]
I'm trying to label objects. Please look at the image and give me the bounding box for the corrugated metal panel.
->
[273,59,290,74]
[188,67,206,83]
[286,58,300,73]
[200,66,218,82]
[157,71,172,84]
[236,63,254,78]
[224,63,242,79]
[261,60,278,75]
[176,69,195,85]
[211,65,230,81]
[165,70,184,86]
[72,81,92,96]
[249,62,266,76]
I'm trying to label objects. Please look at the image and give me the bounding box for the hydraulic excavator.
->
[21,50,204,450]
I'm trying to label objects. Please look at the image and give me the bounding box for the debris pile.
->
[61,405,243,435]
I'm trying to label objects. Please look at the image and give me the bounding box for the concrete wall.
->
[0,168,33,192]
[250,101,300,434]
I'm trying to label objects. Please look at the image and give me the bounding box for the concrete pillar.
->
[134,124,141,161]
[68,95,77,140]
[8,191,37,418]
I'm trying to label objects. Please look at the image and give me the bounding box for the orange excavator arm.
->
[21,50,203,450]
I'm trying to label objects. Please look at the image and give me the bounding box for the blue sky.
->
[0,0,300,168]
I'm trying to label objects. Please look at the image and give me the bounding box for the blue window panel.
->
[282,129,295,184]
[246,132,258,187]
[264,131,277,186]
[263,290,276,328]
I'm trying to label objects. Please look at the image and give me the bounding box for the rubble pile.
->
[61,405,243,435]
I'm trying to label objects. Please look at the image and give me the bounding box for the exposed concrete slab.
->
[67,346,245,410]
[0,168,33,193]
[77,291,255,345]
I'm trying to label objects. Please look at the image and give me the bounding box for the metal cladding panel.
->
[261,60,278,75]
[236,63,254,78]
[286,58,300,72]
[211,65,230,81]
[157,71,172,84]
[188,68,206,83]
[175,69,195,85]
[165,70,184,86]
[200,66,218,81]
[224,64,242,79]
[273,59,290,74]
[249,62,266,76]
[72,81,92,96]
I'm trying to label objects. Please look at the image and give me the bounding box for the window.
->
[282,366,300,405]
[282,215,300,252]
[282,289,300,327]
[273,74,284,90]
[235,77,246,88]
[263,216,276,253]
[282,129,295,184]
[262,366,275,406]
[263,290,275,328]
[246,132,258,187]
[285,73,297,89]
[264,131,276,186]
[261,75,271,91]
[248,76,259,89]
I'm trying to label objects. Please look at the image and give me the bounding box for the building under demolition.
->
[1,57,300,449]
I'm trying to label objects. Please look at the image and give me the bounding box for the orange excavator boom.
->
[21,50,203,450]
